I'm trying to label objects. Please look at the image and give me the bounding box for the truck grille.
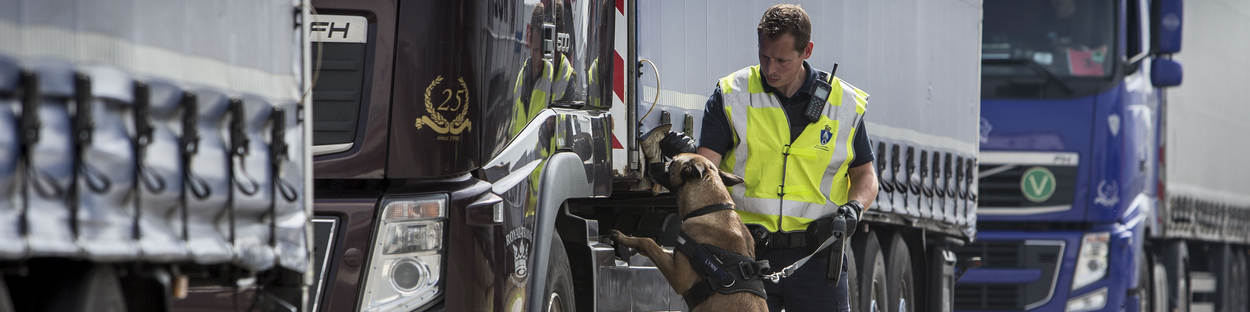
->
[978,164,1078,213]
[954,240,1064,310]
[311,37,368,153]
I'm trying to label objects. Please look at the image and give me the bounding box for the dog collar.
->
[682,203,735,221]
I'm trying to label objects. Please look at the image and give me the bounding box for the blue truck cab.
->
[956,0,1183,311]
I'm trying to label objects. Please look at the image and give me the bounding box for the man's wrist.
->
[845,200,864,213]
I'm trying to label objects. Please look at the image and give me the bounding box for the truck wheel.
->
[1232,248,1248,310]
[545,232,576,312]
[885,234,914,312]
[0,275,13,312]
[1213,244,1234,311]
[1150,253,1169,312]
[855,232,887,312]
[49,264,128,312]
[845,243,860,312]
[1162,241,1190,312]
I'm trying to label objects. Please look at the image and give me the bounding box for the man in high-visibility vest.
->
[659,4,878,312]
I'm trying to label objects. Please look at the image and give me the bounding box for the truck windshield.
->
[982,0,1117,98]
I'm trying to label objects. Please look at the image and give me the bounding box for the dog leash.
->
[761,225,847,283]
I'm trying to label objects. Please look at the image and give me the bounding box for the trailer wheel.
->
[885,234,914,312]
[1162,241,1190,312]
[0,274,13,312]
[1232,248,1248,310]
[845,242,860,312]
[855,232,887,312]
[545,232,576,312]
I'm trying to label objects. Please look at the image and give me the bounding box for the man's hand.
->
[659,131,698,158]
[838,200,864,232]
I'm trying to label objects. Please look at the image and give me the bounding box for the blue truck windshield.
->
[982,0,1117,98]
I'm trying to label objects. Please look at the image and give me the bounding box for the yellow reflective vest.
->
[718,65,868,232]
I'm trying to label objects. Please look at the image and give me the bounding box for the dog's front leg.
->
[611,230,698,294]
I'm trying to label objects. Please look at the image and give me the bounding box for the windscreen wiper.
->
[983,58,1074,96]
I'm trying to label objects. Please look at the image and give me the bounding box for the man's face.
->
[758,34,811,91]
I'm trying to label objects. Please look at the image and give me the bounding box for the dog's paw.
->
[609,230,628,242]
[609,230,639,259]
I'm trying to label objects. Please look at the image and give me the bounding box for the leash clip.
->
[762,265,797,284]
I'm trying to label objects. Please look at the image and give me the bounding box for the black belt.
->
[749,225,809,249]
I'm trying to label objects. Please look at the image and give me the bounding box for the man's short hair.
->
[757,4,811,53]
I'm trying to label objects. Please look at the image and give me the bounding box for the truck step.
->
[591,242,687,311]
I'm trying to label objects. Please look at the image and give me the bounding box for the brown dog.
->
[612,153,768,311]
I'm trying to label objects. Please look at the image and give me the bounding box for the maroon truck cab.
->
[306,0,616,311]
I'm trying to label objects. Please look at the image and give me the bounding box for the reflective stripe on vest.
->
[511,58,554,137]
[718,65,868,232]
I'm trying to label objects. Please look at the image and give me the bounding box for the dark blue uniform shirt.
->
[700,62,874,167]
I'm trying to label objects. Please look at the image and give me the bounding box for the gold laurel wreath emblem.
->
[415,75,472,135]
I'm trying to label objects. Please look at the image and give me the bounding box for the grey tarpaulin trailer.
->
[0,0,314,310]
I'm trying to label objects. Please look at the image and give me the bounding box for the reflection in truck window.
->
[983,0,1115,77]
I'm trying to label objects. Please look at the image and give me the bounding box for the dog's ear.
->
[719,170,744,187]
[680,161,705,182]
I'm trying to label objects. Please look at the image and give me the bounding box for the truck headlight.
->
[360,195,447,312]
[1071,232,1109,290]
[1065,287,1107,312]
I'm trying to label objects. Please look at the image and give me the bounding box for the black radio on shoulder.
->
[804,63,838,123]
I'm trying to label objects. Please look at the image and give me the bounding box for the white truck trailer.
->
[0,0,313,310]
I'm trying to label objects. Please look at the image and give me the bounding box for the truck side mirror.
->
[1151,58,1182,87]
[1151,0,1183,54]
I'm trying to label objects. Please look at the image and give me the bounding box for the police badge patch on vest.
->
[815,125,835,152]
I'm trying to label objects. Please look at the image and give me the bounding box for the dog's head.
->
[666,153,744,190]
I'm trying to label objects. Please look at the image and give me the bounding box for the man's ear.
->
[719,170,744,187]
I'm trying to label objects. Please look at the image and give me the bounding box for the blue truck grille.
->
[954,240,1064,310]
[978,164,1078,210]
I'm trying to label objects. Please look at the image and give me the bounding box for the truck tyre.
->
[545,232,576,312]
[1162,241,1190,312]
[855,232,887,312]
[885,234,914,312]
[1232,248,1248,310]
[1150,252,1169,312]
[0,276,13,312]
[1213,244,1234,311]
[49,265,128,312]
[846,242,860,312]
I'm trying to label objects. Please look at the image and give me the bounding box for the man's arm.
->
[697,147,722,167]
[698,86,732,166]
[847,162,878,210]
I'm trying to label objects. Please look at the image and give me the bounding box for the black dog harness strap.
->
[675,231,768,308]
[682,203,734,221]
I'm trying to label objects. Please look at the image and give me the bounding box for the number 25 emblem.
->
[415,75,472,135]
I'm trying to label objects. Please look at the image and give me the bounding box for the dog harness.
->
[675,203,770,308]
